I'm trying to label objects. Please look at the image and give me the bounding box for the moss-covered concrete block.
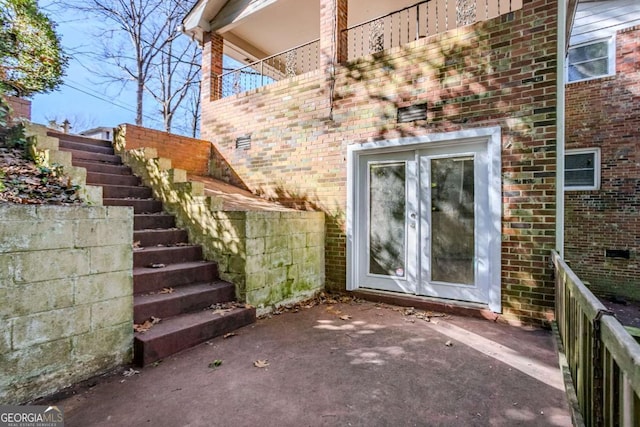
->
[73,323,132,362]
[75,219,131,247]
[89,245,132,274]
[0,278,74,319]
[12,306,91,350]
[0,219,75,252]
[13,249,90,283]
[75,271,132,305]
[90,297,133,329]
[0,320,11,355]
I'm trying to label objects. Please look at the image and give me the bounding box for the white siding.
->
[570,0,640,45]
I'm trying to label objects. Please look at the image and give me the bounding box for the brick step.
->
[87,171,140,187]
[47,131,112,148]
[133,281,235,324]
[134,229,188,248]
[73,161,132,176]
[60,148,121,164]
[103,198,163,214]
[134,244,202,267]
[133,306,256,366]
[134,213,175,230]
[102,184,152,199]
[59,139,115,155]
[134,261,218,293]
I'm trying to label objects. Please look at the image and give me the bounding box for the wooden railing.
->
[553,251,640,426]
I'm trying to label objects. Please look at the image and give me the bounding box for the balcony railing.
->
[553,251,640,426]
[218,39,319,98]
[344,0,523,61]
[216,0,524,98]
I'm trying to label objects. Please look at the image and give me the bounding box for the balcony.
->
[185,0,524,99]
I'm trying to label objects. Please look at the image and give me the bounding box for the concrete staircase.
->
[52,131,256,366]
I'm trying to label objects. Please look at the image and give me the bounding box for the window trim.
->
[566,36,616,84]
[564,148,601,191]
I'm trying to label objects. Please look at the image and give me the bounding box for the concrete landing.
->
[43,301,572,426]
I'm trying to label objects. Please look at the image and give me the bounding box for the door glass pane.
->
[369,162,406,277]
[431,157,475,284]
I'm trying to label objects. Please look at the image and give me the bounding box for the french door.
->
[352,139,499,309]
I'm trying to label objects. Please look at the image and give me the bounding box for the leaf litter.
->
[134,316,161,333]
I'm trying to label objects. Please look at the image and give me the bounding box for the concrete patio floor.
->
[46,300,572,426]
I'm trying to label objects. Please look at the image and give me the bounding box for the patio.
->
[44,300,571,426]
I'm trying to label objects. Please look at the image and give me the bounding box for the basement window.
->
[565,148,600,190]
[567,37,615,83]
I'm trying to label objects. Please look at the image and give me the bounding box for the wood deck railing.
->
[553,251,640,426]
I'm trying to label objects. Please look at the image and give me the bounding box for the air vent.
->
[397,104,427,123]
[605,249,630,259]
[236,135,251,150]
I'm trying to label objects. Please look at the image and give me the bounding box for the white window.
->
[565,148,600,190]
[567,37,615,83]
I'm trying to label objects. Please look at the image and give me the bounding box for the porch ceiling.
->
[184,0,418,63]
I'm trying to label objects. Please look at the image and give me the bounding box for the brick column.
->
[202,32,224,101]
[319,0,348,74]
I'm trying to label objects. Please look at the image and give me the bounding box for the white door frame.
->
[346,127,502,313]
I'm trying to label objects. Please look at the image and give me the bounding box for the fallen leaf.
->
[223,332,236,339]
[339,315,352,321]
[254,360,269,368]
[212,308,232,316]
[208,359,223,369]
[122,368,139,377]
[445,340,453,347]
[159,287,174,294]
[134,316,161,333]
[132,241,142,249]
[148,263,166,269]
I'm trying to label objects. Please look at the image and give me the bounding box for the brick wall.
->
[116,124,210,175]
[0,205,133,404]
[4,96,31,122]
[565,25,640,301]
[200,0,559,325]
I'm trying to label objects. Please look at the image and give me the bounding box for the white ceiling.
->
[220,0,419,61]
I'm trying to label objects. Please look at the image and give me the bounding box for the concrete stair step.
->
[134,213,175,230]
[133,306,256,366]
[134,244,202,267]
[73,161,132,175]
[102,184,152,199]
[47,131,113,148]
[103,198,163,213]
[59,139,114,155]
[134,229,189,248]
[134,261,218,293]
[87,171,140,187]
[133,281,236,324]
[60,147,122,164]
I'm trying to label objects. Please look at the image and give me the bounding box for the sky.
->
[31,1,171,133]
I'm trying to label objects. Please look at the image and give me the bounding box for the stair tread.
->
[60,147,121,163]
[47,131,112,146]
[134,306,254,342]
[133,260,215,275]
[134,281,233,305]
[59,140,114,155]
[134,244,199,252]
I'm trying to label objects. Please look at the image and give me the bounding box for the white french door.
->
[350,133,501,311]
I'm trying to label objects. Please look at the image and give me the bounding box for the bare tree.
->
[54,0,200,132]
[145,2,201,133]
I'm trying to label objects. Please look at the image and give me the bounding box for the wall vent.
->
[397,104,427,123]
[605,249,630,259]
[236,135,251,150]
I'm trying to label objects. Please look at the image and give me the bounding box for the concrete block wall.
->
[199,0,559,325]
[117,143,324,312]
[565,25,640,301]
[0,205,133,404]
